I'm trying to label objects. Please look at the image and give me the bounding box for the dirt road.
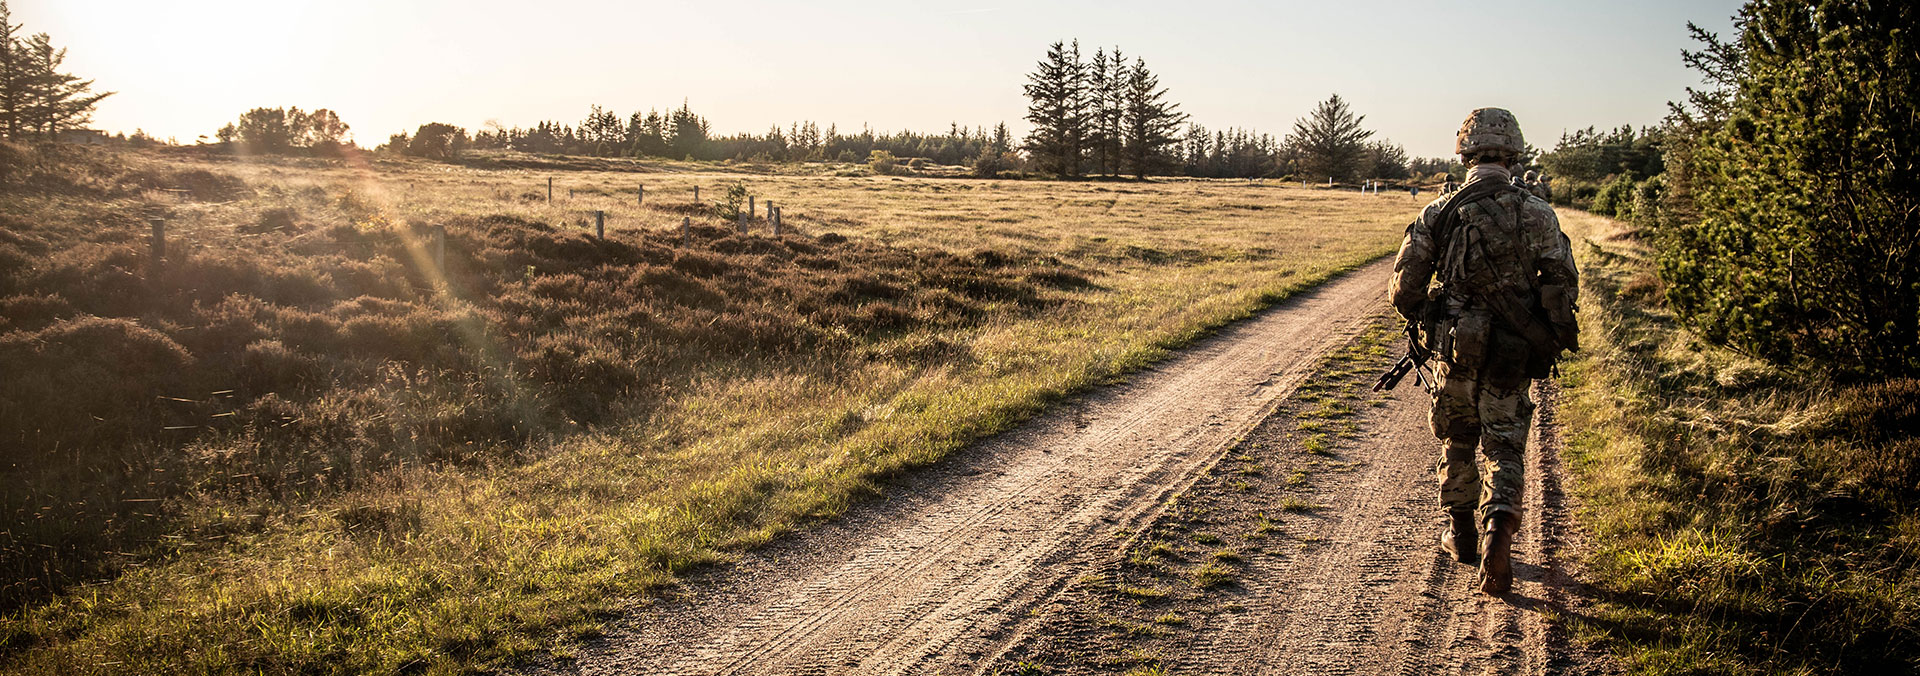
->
[543,258,1611,675]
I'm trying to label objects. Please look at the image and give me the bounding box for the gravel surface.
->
[533,259,1614,675]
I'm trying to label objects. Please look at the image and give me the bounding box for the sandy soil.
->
[534,259,1614,675]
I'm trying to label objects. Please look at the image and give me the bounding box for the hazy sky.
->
[23,0,1743,158]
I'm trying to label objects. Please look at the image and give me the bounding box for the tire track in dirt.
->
[535,259,1396,676]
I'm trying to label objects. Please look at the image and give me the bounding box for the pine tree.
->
[1022,40,1087,178]
[1119,57,1188,178]
[1102,48,1128,176]
[1287,94,1373,183]
[668,101,708,159]
[0,0,20,139]
[1657,0,1920,377]
[14,31,109,140]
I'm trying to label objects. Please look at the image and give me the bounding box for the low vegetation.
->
[1558,211,1919,675]
[0,143,1409,673]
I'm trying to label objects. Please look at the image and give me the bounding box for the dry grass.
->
[0,145,1412,674]
[1556,210,1920,675]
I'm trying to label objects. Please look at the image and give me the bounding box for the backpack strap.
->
[1431,177,1516,284]
[1468,194,1564,354]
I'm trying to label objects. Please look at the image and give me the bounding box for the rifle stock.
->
[1373,321,1435,393]
[1373,354,1417,392]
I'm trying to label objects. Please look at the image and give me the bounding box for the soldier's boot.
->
[1477,512,1519,595]
[1440,510,1478,564]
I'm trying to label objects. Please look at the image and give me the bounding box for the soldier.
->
[1388,108,1579,595]
[1523,169,1550,201]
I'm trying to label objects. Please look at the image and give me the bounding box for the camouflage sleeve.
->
[1389,203,1440,320]
[1524,199,1579,298]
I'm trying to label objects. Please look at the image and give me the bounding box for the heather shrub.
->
[0,149,1084,609]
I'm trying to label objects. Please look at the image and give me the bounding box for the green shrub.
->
[714,181,749,221]
[1590,173,1637,220]
[868,150,898,175]
[1629,174,1664,230]
[1656,0,1920,378]
[972,152,1018,178]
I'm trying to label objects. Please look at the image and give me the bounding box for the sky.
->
[21,0,1743,159]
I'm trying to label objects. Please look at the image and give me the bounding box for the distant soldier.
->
[1534,173,1554,202]
[1389,108,1580,595]
[1523,169,1551,201]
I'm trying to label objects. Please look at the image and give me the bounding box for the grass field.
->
[1557,211,1919,675]
[0,146,1414,674]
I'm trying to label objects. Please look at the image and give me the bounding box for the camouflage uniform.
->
[1389,115,1578,526]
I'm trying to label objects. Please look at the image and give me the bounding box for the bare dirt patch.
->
[543,282,1616,675]
[538,261,1400,675]
[990,316,1617,676]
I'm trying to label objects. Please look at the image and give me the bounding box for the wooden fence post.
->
[638,184,644,206]
[681,216,690,245]
[737,210,747,235]
[432,225,446,270]
[693,185,700,202]
[547,177,553,203]
[595,210,605,239]
[748,195,755,220]
[772,207,782,236]
[149,217,165,282]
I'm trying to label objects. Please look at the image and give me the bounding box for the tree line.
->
[371,101,1017,169]
[204,43,1443,184]
[1020,40,1416,182]
[0,0,109,141]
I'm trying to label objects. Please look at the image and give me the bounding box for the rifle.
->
[1372,321,1437,394]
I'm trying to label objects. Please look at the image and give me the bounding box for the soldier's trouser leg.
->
[1430,366,1481,514]
[1474,379,1534,524]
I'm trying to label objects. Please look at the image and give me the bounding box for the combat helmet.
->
[1456,108,1524,156]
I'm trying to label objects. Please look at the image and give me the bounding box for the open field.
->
[0,147,1413,674]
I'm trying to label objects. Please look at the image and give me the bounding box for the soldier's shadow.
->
[1497,561,1551,609]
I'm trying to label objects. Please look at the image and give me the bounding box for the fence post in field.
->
[737,210,747,235]
[148,217,165,282]
[432,225,446,271]
[748,195,755,220]
[681,216,690,245]
[595,210,606,239]
[773,207,782,236]
[693,185,700,203]
[547,177,553,203]
[638,184,644,206]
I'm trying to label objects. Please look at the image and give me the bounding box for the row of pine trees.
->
[1019,40,1419,182]
[1021,41,1189,179]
